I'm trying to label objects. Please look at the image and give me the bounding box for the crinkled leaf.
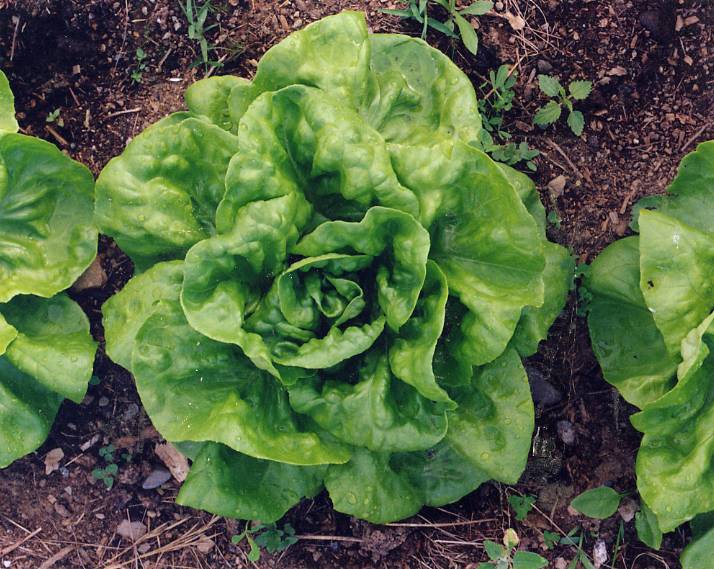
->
[294,206,429,331]
[586,237,678,407]
[95,115,240,268]
[0,69,18,133]
[185,75,249,132]
[131,299,350,466]
[392,141,545,365]
[0,133,97,302]
[0,313,17,355]
[289,351,448,453]
[682,523,714,569]
[177,442,325,522]
[512,241,573,357]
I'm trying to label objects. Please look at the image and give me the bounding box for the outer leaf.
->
[570,486,621,519]
[95,115,240,268]
[538,75,562,97]
[364,34,482,150]
[0,133,97,302]
[393,440,490,507]
[639,209,714,354]
[454,14,479,55]
[177,442,325,522]
[445,348,534,483]
[568,80,592,101]
[512,241,574,357]
[324,448,422,524]
[102,260,184,371]
[682,524,714,569]
[2,294,96,403]
[0,357,63,468]
[586,237,678,407]
[633,314,714,532]
[567,110,585,136]
[227,11,371,121]
[0,69,18,133]
[635,501,662,549]
[533,101,562,127]
[131,299,350,466]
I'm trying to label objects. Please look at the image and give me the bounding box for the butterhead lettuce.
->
[97,12,572,523]
[586,140,714,567]
[0,69,98,468]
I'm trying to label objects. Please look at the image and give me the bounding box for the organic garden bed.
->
[0,1,712,567]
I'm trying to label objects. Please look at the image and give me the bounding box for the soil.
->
[0,0,712,567]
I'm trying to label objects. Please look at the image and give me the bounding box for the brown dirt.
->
[0,0,712,567]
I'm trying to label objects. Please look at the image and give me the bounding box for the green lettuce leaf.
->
[177,442,326,523]
[0,133,97,302]
[0,69,18,133]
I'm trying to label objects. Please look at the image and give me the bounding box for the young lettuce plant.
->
[586,140,714,568]
[97,12,572,524]
[0,70,98,468]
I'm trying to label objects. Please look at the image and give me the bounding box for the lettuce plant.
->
[586,140,714,565]
[97,12,572,523]
[0,70,98,468]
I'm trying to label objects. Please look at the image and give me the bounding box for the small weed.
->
[383,0,493,55]
[180,0,223,71]
[477,64,539,171]
[543,530,560,550]
[479,528,548,569]
[45,108,63,127]
[91,444,127,489]
[570,486,623,519]
[508,494,536,522]
[232,522,298,562]
[546,210,562,229]
[533,74,592,136]
[560,530,596,569]
[89,374,101,386]
[131,47,148,83]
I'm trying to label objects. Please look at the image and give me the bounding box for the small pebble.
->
[557,420,575,445]
[142,467,172,490]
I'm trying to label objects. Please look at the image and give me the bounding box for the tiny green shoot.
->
[45,108,63,127]
[232,522,298,562]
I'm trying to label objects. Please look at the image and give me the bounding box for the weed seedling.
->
[479,528,548,569]
[131,47,148,84]
[508,494,536,522]
[92,444,119,489]
[383,0,493,55]
[533,75,592,136]
[181,0,223,71]
[45,108,63,127]
[232,522,298,562]
[477,64,539,171]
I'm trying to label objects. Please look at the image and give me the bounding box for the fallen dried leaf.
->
[155,443,190,483]
[44,448,64,476]
[607,66,627,77]
[504,11,526,31]
[117,520,147,542]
